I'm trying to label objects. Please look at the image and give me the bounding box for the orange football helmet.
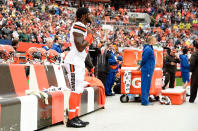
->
[3,45,15,61]
[47,49,59,64]
[38,48,48,61]
[25,47,42,62]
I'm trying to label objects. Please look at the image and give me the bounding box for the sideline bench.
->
[0,64,104,130]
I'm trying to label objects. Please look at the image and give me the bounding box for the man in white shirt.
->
[64,7,94,128]
[42,37,53,51]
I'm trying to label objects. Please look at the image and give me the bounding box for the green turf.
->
[176,78,183,86]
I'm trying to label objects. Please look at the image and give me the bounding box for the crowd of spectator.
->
[82,0,198,26]
[0,0,75,46]
[85,0,198,51]
[0,0,197,52]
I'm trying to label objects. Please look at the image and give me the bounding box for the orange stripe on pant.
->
[75,93,82,116]
[68,92,79,120]
[70,64,74,73]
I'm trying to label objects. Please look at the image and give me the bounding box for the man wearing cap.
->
[162,48,180,89]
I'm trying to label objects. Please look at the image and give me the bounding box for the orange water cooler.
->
[120,48,163,102]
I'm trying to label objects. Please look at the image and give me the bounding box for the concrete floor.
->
[41,94,198,131]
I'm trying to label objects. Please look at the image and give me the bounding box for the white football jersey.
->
[65,22,88,68]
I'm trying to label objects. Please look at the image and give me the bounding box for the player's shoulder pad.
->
[73,22,87,33]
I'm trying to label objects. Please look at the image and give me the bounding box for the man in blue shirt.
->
[137,36,156,106]
[105,43,118,96]
[51,36,63,53]
[179,48,190,89]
